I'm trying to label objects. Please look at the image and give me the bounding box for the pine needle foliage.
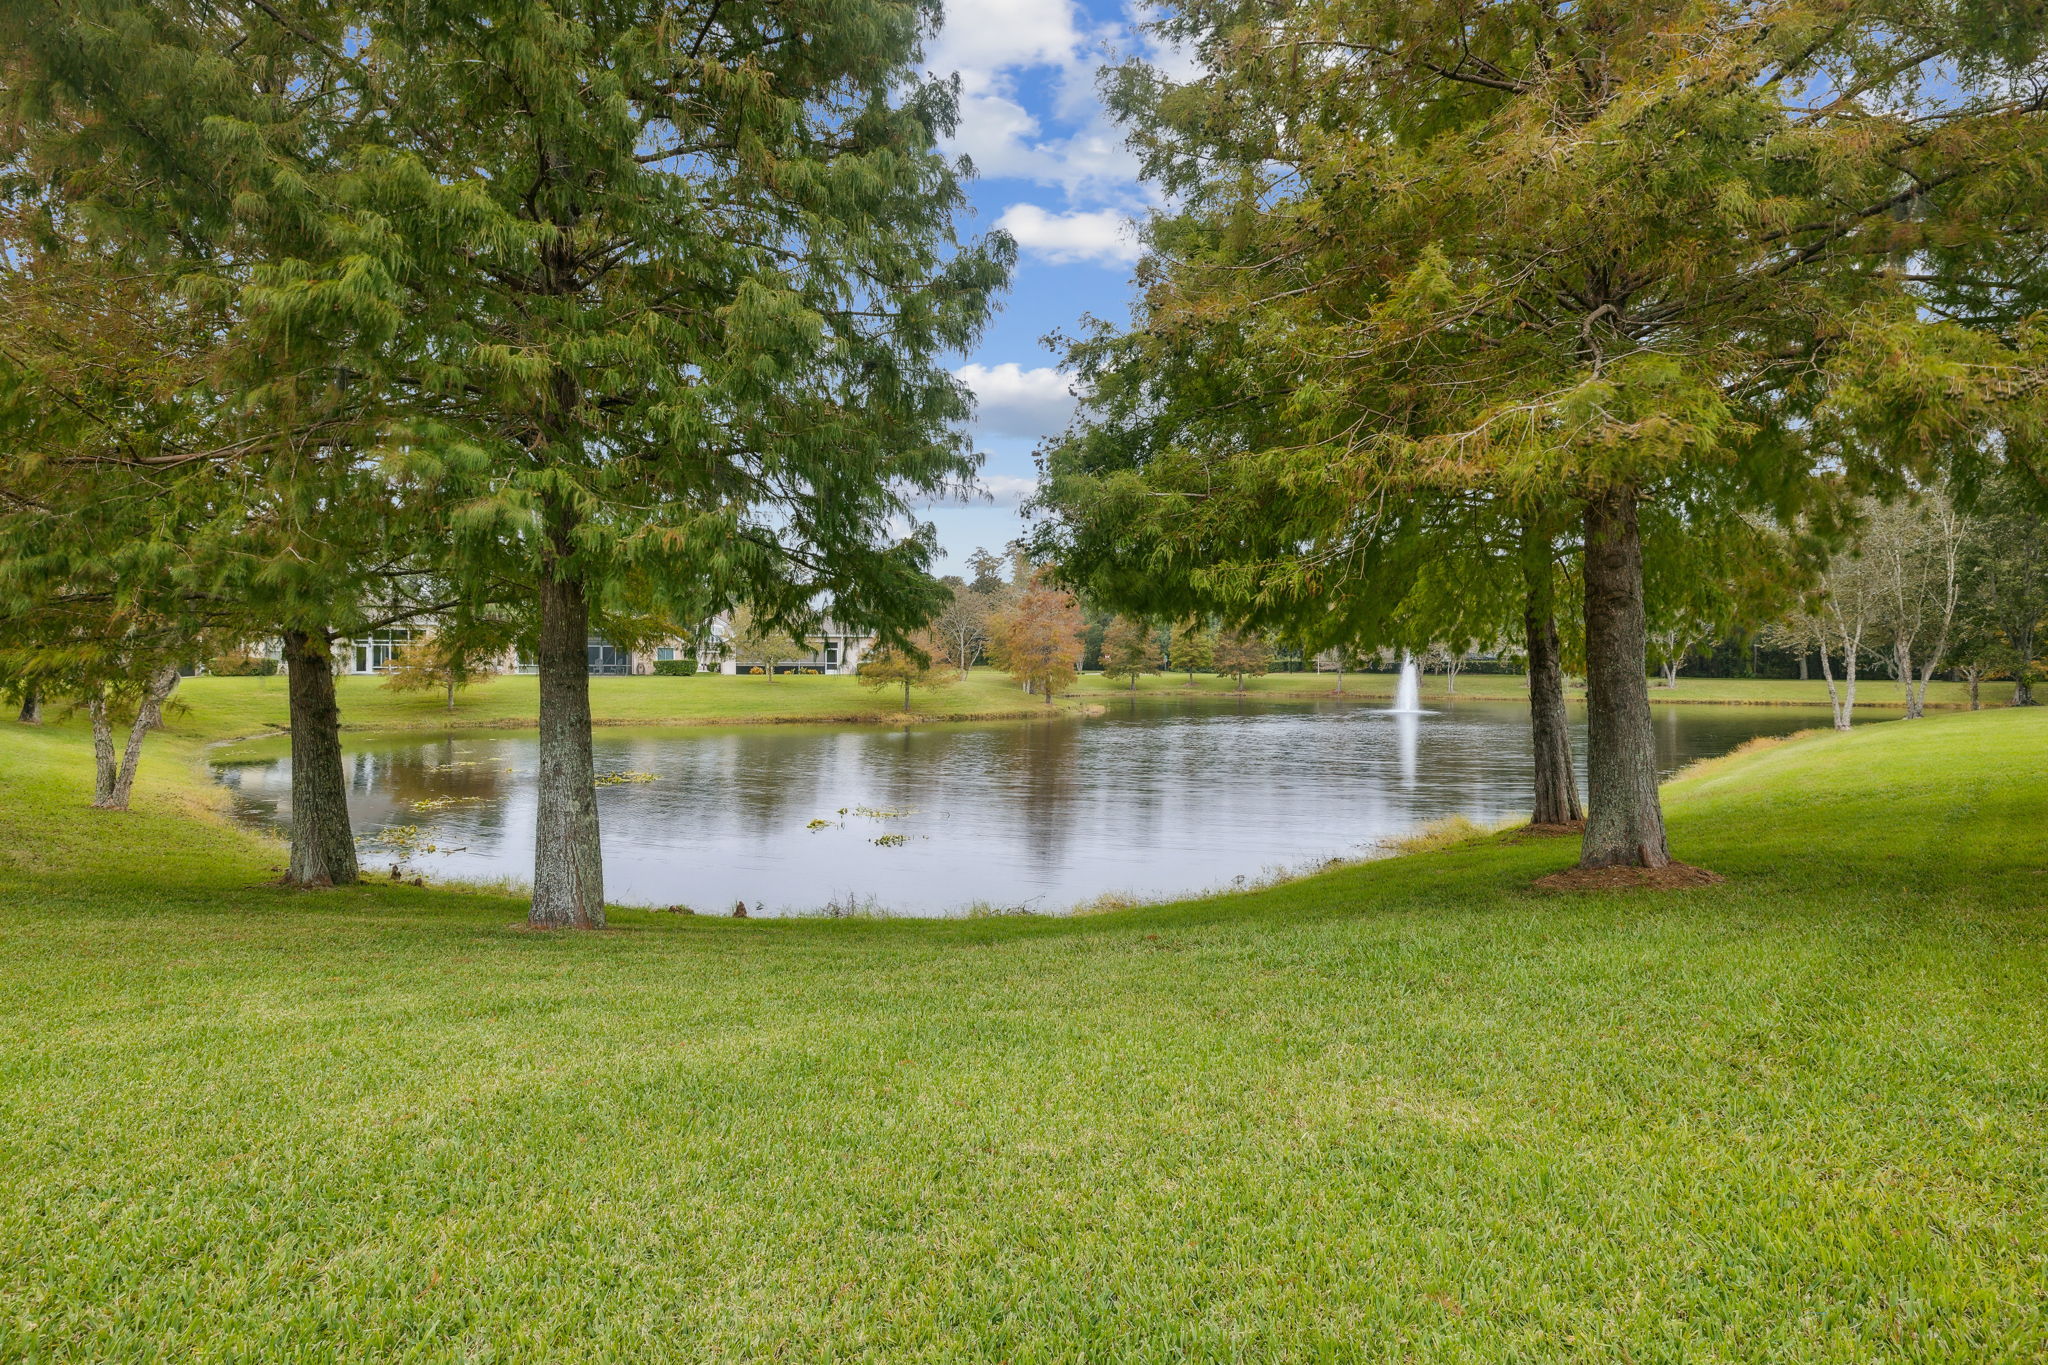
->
[1040,0,2048,868]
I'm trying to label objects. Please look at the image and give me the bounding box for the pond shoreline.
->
[212,696,1846,917]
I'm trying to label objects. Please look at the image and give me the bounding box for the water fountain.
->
[1388,652,1424,714]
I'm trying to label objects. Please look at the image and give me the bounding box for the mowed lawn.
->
[1,704,2045,1360]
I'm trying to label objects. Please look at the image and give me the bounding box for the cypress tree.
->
[4,1,510,885]
[337,1,1009,926]
[1048,0,2048,871]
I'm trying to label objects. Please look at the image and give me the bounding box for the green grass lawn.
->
[2,703,2045,1359]
[165,665,2012,739]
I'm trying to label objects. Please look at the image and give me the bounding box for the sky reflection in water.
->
[215,696,1842,916]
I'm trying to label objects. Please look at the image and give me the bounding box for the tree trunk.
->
[1579,489,1670,869]
[531,506,606,929]
[1798,655,1808,681]
[16,688,41,724]
[101,666,179,811]
[88,690,117,807]
[902,679,911,709]
[1816,645,1844,728]
[281,628,359,887]
[1523,546,1583,828]
[1895,639,1925,719]
[1966,669,1982,710]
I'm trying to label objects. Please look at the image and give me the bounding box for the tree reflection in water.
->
[215,697,1844,915]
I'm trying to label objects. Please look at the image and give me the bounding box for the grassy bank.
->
[2,697,2045,1359]
[164,666,2015,739]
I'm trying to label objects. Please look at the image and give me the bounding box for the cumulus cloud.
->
[926,0,1142,197]
[926,0,1085,78]
[976,473,1042,507]
[917,472,1041,509]
[994,203,1142,266]
[955,362,1078,439]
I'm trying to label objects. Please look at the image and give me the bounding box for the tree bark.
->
[88,689,117,806]
[16,688,41,724]
[100,666,179,811]
[1522,543,1583,828]
[1579,489,1670,868]
[531,506,605,929]
[1895,639,1925,719]
[281,628,358,887]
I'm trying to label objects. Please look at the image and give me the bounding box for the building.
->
[698,615,875,676]
[325,616,877,678]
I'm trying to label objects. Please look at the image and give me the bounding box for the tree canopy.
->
[1038,0,2048,869]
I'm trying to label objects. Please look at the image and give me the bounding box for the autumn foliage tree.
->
[1210,630,1271,693]
[1044,0,2048,873]
[1099,616,1162,690]
[382,633,504,712]
[988,578,1085,704]
[857,629,955,710]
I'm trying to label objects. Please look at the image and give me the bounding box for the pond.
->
[214,696,1846,916]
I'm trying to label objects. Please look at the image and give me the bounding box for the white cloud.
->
[926,0,1085,78]
[955,362,1077,438]
[916,472,1040,509]
[927,0,1143,198]
[995,203,1141,266]
[976,473,1041,507]
[1131,2,1206,85]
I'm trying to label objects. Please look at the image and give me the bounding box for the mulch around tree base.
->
[1532,862,1726,892]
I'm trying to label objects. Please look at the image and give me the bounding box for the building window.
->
[587,637,631,675]
[655,646,676,662]
[352,629,414,674]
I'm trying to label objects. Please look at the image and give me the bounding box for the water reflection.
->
[214,697,1846,916]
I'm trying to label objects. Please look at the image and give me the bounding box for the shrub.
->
[652,659,697,676]
[207,651,277,677]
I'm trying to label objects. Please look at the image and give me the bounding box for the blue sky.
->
[910,0,1193,576]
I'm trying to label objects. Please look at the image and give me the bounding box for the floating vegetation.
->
[356,824,466,874]
[810,805,917,834]
[872,833,907,847]
[424,760,490,772]
[593,770,661,786]
[410,795,485,811]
